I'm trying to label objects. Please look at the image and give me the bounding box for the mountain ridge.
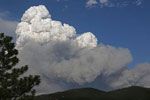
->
[35,86,150,100]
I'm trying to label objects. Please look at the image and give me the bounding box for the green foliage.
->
[0,33,40,100]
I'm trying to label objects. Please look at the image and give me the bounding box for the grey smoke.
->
[15,5,150,94]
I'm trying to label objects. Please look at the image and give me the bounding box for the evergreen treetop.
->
[0,33,40,100]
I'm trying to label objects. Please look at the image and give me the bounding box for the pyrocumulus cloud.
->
[16,5,150,94]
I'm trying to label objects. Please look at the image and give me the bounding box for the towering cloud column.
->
[16,5,150,94]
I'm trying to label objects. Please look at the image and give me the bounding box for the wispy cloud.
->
[0,12,18,38]
[56,0,69,2]
[86,0,98,7]
[99,0,115,8]
[86,0,144,8]
[0,11,10,19]
[135,0,143,5]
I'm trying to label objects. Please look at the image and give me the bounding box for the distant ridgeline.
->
[35,86,150,100]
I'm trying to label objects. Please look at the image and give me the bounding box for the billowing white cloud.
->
[16,5,150,94]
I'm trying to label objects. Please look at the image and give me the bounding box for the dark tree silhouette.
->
[0,33,40,100]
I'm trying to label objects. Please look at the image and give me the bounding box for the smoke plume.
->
[15,5,150,94]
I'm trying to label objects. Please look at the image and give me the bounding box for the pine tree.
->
[0,33,40,100]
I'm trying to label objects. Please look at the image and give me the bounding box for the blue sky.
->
[0,0,150,69]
